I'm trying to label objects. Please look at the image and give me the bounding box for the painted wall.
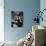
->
[40,0,46,27]
[4,0,40,42]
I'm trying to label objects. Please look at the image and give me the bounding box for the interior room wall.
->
[4,0,40,42]
[40,0,46,27]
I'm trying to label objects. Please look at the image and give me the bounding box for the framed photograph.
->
[11,11,23,27]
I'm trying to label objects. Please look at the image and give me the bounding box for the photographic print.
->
[11,11,23,27]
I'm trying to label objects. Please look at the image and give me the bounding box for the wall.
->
[40,0,46,27]
[4,0,40,42]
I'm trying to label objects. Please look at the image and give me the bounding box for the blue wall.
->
[40,0,46,27]
[4,0,40,42]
